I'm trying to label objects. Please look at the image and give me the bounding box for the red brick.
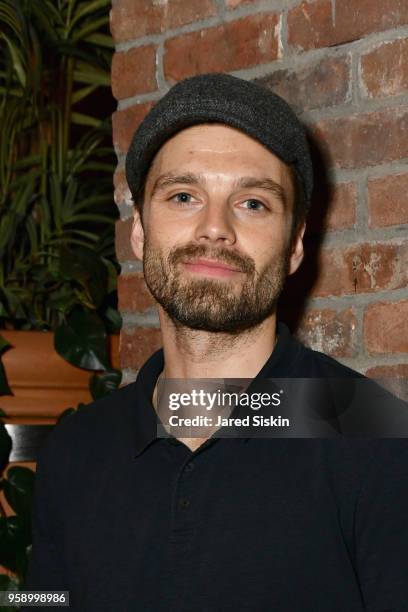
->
[313,107,408,169]
[118,273,155,312]
[115,218,136,262]
[368,172,408,228]
[360,38,408,99]
[120,328,162,369]
[311,242,407,297]
[256,55,351,112]
[365,363,408,400]
[113,167,133,208]
[281,239,406,308]
[325,182,357,231]
[225,0,258,7]
[366,363,408,378]
[164,12,280,82]
[111,46,157,100]
[307,182,357,233]
[110,0,217,43]
[288,0,408,52]
[296,308,357,357]
[364,300,408,354]
[112,102,153,155]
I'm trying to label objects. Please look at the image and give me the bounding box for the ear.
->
[288,221,306,276]
[130,207,145,261]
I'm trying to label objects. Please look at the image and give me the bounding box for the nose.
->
[193,199,236,246]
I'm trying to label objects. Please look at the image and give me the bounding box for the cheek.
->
[240,223,288,262]
[149,207,196,247]
[145,220,190,255]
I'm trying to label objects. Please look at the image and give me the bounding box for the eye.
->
[241,199,265,212]
[170,192,194,204]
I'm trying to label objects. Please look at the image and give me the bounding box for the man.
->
[24,74,408,611]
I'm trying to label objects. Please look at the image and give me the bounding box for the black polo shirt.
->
[23,323,408,611]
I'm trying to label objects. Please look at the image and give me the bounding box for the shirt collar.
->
[131,321,303,457]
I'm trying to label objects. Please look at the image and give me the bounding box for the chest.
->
[62,440,361,610]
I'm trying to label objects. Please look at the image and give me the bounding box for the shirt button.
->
[185,463,194,472]
[180,498,190,508]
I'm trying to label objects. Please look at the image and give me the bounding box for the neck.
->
[157,307,278,379]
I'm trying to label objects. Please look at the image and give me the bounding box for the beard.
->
[143,239,290,333]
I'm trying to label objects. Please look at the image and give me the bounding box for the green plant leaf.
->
[90,368,122,400]
[3,466,35,518]
[85,32,114,48]
[29,0,62,37]
[0,175,36,256]
[77,161,114,173]
[0,573,19,611]
[12,154,42,170]
[58,246,108,307]
[0,359,12,397]
[0,335,12,396]
[0,422,12,471]
[64,213,115,225]
[102,259,119,291]
[71,84,97,105]
[72,15,109,42]
[0,0,26,47]
[57,407,76,423]
[25,214,39,253]
[47,284,78,314]
[0,289,27,324]
[0,573,18,590]
[69,0,111,30]
[48,236,100,250]
[71,112,101,127]
[61,176,79,216]
[0,334,11,354]
[64,193,113,214]
[103,306,122,333]
[54,309,109,370]
[0,32,26,87]
[73,68,110,86]
[0,515,30,573]
[59,229,99,242]
[0,0,118,337]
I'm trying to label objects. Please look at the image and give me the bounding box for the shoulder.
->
[54,381,138,436]
[289,335,408,435]
[296,341,365,378]
[37,381,140,470]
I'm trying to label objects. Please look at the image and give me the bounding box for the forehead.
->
[148,123,289,178]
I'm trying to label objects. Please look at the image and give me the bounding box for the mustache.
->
[167,243,256,274]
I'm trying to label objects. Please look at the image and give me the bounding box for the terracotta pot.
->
[0,331,120,424]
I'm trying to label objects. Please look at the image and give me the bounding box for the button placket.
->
[171,459,198,539]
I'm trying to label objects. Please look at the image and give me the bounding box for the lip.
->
[182,258,242,277]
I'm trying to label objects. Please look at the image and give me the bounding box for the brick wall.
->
[110,0,408,383]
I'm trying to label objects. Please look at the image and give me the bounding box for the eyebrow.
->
[150,172,287,205]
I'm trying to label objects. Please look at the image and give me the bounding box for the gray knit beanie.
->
[125,73,313,210]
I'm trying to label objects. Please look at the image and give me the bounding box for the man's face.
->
[131,123,304,333]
